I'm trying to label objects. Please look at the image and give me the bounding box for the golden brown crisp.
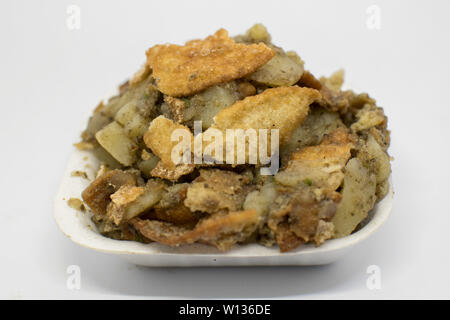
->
[275,128,355,191]
[184,169,254,214]
[164,96,186,123]
[150,161,194,181]
[154,184,200,226]
[67,198,86,212]
[131,209,259,251]
[297,70,322,90]
[146,29,275,97]
[129,63,151,87]
[81,169,137,216]
[210,86,321,145]
[110,185,145,207]
[105,180,165,225]
[274,222,304,252]
[196,86,321,164]
[268,190,340,251]
[143,116,193,169]
[76,24,392,253]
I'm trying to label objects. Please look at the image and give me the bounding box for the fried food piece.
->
[150,160,194,181]
[67,198,85,212]
[146,29,275,97]
[243,182,278,218]
[297,70,322,90]
[235,23,272,44]
[196,86,321,164]
[179,82,240,129]
[81,169,137,216]
[275,128,355,191]
[143,116,193,169]
[106,180,165,225]
[332,158,377,237]
[357,133,391,199]
[237,82,257,97]
[319,86,354,114]
[351,104,387,132]
[274,222,304,252]
[314,220,335,245]
[154,183,200,226]
[184,169,254,213]
[76,24,392,252]
[130,209,259,251]
[268,189,340,251]
[164,96,185,123]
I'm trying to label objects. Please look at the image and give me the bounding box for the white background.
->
[1,0,449,299]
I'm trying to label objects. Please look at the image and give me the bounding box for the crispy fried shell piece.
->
[154,183,200,226]
[146,29,275,97]
[131,209,259,251]
[184,169,254,214]
[81,169,137,216]
[106,180,165,225]
[143,115,193,169]
[275,128,356,191]
[211,86,320,143]
[150,160,194,181]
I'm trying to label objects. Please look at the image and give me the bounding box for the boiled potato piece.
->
[95,122,137,166]
[106,180,165,225]
[358,134,391,199]
[332,158,377,238]
[249,47,304,87]
[137,153,160,178]
[81,169,137,215]
[115,101,137,126]
[124,113,149,140]
[115,101,150,140]
[182,82,240,129]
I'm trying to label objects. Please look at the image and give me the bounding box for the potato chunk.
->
[106,180,165,225]
[332,158,377,237]
[81,169,137,216]
[146,29,275,97]
[281,106,345,161]
[143,116,194,169]
[95,122,138,166]
[249,47,304,87]
[276,129,355,191]
[357,134,391,199]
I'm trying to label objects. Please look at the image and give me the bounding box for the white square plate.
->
[54,148,393,267]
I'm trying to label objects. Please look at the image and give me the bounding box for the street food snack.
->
[75,24,391,252]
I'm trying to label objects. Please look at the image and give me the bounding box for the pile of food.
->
[74,24,391,252]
